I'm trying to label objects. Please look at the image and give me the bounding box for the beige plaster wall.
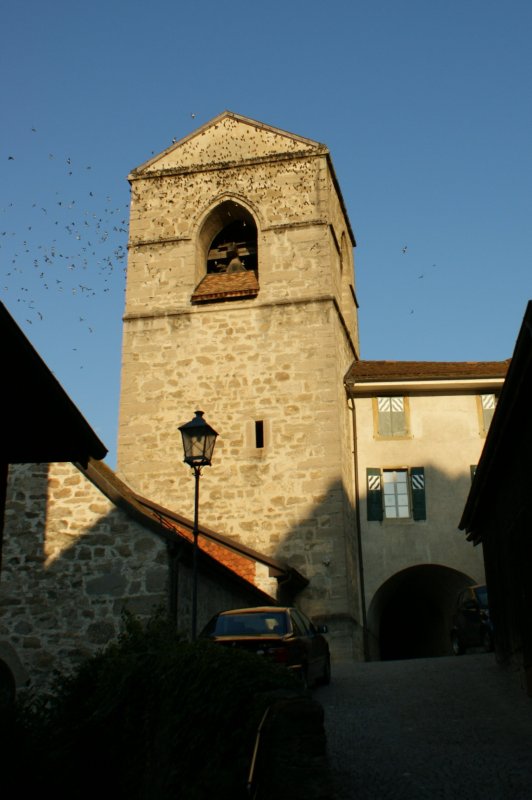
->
[354,391,490,606]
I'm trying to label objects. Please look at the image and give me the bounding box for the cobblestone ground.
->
[314,654,532,800]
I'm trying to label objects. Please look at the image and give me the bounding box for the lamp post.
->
[178,410,218,640]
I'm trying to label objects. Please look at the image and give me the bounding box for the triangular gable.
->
[130,111,326,176]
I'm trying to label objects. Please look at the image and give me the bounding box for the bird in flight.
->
[402,246,408,254]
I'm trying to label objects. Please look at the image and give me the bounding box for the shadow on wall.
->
[360,460,486,661]
[271,478,362,658]
[1,464,170,687]
[3,457,485,680]
[271,460,484,662]
[2,462,280,689]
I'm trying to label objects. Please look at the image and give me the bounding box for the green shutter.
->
[366,468,383,521]
[410,467,426,521]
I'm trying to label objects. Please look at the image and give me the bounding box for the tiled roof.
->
[79,458,308,597]
[345,359,510,385]
[191,271,259,303]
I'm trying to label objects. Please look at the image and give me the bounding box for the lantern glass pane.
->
[179,412,218,466]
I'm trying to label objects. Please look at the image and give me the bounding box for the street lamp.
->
[178,410,218,639]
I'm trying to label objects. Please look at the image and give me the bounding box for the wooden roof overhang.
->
[459,301,532,545]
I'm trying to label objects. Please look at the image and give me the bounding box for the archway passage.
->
[369,565,476,660]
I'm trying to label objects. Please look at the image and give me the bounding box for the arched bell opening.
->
[200,201,258,275]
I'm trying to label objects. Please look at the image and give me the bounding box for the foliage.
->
[4,611,300,800]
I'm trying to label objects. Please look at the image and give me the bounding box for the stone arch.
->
[340,231,350,273]
[367,565,477,660]
[196,197,259,280]
[0,641,28,693]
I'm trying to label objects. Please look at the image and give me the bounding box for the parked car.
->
[451,584,493,655]
[200,606,331,687]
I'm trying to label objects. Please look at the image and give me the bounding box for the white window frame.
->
[382,469,410,518]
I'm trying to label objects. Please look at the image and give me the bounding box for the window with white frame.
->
[366,467,426,521]
[383,469,410,518]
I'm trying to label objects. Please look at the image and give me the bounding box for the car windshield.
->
[213,612,288,637]
[474,586,489,608]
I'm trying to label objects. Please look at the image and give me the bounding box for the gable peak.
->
[130,112,327,177]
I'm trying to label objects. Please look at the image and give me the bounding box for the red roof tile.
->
[191,271,259,303]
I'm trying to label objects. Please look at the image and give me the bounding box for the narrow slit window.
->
[255,420,264,449]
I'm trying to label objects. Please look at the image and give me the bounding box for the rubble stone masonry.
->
[117,114,362,657]
[1,462,168,686]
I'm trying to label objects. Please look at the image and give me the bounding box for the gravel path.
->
[313,654,532,799]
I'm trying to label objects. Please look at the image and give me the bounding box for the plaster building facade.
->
[345,359,508,659]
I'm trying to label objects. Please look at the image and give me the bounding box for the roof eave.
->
[345,376,506,396]
[459,301,532,540]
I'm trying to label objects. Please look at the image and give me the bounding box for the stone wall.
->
[0,461,272,689]
[0,462,168,687]
[117,115,362,656]
[118,300,358,630]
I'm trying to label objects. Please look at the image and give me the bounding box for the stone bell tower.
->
[117,112,362,656]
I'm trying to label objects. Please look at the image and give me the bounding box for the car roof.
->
[217,606,290,616]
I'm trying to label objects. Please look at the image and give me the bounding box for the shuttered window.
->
[377,397,407,436]
[410,467,426,521]
[366,468,383,521]
[480,394,496,433]
[366,467,426,521]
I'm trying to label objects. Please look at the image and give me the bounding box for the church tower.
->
[117,112,362,656]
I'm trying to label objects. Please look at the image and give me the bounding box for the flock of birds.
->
[2,119,440,365]
[2,128,130,360]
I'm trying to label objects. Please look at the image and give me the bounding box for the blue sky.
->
[2,0,531,467]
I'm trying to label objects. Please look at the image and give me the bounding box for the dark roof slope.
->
[2,302,107,465]
[345,359,510,386]
[459,301,532,544]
